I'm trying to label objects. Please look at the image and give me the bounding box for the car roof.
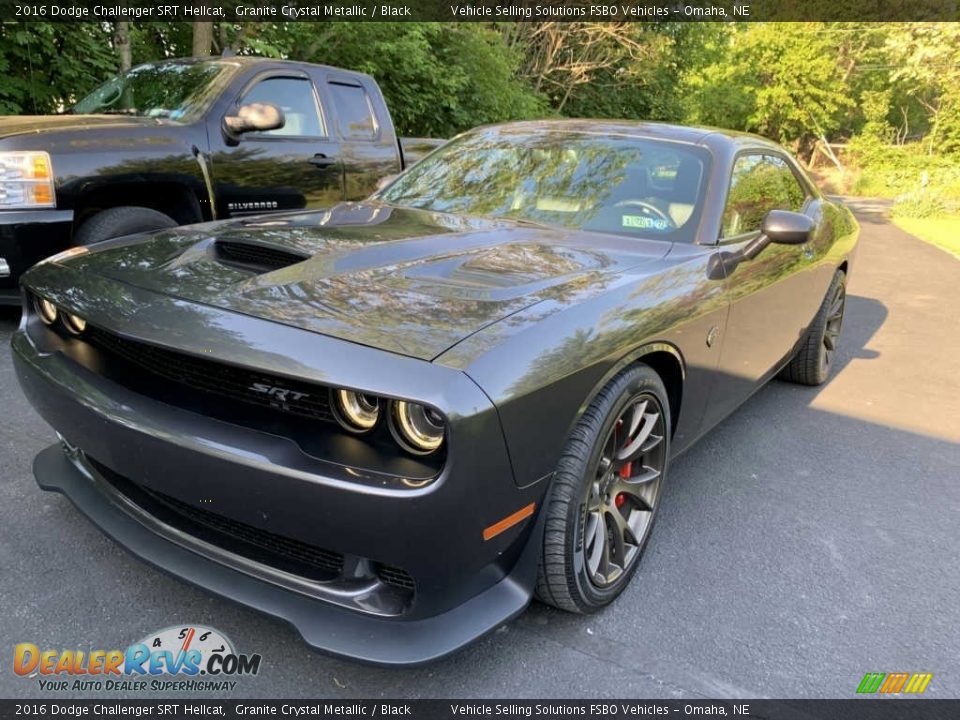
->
[480,119,785,152]
[137,56,373,84]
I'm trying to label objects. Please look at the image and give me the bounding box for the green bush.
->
[891,190,950,219]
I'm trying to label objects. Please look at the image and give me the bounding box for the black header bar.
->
[2,700,960,720]
[1,0,958,22]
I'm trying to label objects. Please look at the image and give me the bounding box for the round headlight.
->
[332,389,381,433]
[63,313,87,335]
[390,401,445,455]
[35,296,58,326]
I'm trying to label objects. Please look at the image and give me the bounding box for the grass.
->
[892,216,960,259]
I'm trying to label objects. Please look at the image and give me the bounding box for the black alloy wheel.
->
[536,364,670,613]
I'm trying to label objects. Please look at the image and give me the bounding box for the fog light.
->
[63,313,87,335]
[332,389,381,433]
[390,401,445,455]
[35,296,57,325]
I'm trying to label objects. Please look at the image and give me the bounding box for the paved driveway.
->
[1,200,958,699]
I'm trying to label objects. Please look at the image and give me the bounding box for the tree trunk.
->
[192,22,214,57]
[113,21,131,72]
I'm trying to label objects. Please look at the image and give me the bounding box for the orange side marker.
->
[483,503,536,541]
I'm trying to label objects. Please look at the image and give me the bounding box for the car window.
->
[379,128,710,243]
[721,154,808,238]
[328,82,378,140]
[242,77,324,138]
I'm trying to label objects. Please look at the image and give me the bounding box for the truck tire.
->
[73,207,178,246]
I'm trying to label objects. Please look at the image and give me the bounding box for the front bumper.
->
[32,443,542,665]
[12,269,548,664]
[0,209,73,299]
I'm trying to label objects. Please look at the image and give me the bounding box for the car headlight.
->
[332,389,381,433]
[34,296,58,325]
[0,152,55,209]
[62,312,87,335]
[390,401,445,455]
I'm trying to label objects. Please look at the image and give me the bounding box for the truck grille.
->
[85,326,336,424]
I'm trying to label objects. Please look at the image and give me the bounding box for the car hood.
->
[0,114,169,140]
[67,202,672,360]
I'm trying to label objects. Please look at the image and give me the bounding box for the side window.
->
[327,82,377,140]
[721,154,808,238]
[242,77,324,138]
[767,155,807,212]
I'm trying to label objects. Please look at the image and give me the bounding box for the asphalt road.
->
[2,199,958,700]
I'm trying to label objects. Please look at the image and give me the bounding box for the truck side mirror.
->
[375,175,398,192]
[223,103,285,144]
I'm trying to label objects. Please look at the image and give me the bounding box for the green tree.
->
[0,23,117,114]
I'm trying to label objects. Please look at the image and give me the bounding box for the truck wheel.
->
[73,207,178,246]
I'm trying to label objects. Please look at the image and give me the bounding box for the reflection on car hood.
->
[69,202,673,360]
[0,114,166,140]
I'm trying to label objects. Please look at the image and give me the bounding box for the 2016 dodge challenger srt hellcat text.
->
[12,120,858,665]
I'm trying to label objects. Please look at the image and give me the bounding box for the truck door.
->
[322,76,403,199]
[210,71,344,217]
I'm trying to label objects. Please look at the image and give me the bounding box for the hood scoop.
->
[214,240,310,274]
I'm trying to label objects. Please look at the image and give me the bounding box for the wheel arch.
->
[73,180,205,233]
[577,342,685,441]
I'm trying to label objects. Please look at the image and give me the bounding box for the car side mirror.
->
[223,103,285,144]
[741,209,814,261]
[709,210,815,279]
[762,209,814,245]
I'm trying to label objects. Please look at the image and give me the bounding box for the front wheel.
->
[73,206,178,246]
[536,364,670,614]
[779,270,846,386]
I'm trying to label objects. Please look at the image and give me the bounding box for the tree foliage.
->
[0,19,956,165]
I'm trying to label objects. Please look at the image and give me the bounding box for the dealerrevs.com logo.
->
[14,625,261,693]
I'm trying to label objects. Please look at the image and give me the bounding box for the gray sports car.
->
[13,120,858,665]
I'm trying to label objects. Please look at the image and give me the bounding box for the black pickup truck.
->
[0,56,442,304]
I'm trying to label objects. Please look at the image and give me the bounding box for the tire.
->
[779,270,847,386]
[73,206,178,246]
[536,364,671,614]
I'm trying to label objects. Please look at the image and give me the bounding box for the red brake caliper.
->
[616,418,631,506]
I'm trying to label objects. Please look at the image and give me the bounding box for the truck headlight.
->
[0,152,55,209]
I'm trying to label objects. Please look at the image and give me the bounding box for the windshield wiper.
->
[97,109,140,116]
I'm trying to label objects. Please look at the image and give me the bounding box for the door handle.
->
[309,154,337,167]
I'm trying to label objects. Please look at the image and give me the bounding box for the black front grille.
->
[89,457,344,581]
[154,488,345,576]
[89,457,416,602]
[85,326,336,424]
[215,241,308,272]
[378,565,416,591]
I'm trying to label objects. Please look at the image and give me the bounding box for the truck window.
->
[328,82,378,140]
[242,77,324,138]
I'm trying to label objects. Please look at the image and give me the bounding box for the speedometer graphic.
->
[135,625,235,671]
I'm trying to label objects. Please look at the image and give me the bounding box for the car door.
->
[711,152,817,410]
[209,72,344,218]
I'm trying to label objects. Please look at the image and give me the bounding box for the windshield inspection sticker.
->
[622,214,669,231]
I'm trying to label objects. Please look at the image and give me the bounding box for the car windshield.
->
[380,128,710,243]
[72,61,234,120]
